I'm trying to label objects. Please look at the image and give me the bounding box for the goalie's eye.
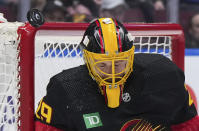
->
[97,63,106,68]
[115,64,119,67]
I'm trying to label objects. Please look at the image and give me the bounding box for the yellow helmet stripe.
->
[98,18,118,54]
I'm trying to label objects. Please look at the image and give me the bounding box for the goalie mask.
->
[80,18,135,108]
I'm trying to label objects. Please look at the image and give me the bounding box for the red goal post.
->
[0,22,185,131]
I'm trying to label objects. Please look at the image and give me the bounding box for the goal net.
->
[0,22,185,131]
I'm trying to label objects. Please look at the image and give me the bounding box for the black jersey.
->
[35,53,197,131]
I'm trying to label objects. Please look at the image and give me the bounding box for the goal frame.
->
[17,22,185,131]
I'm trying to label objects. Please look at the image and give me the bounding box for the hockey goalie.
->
[35,18,199,131]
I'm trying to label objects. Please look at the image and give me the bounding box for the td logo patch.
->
[83,112,103,129]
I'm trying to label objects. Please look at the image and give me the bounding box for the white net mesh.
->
[0,22,23,131]
[133,36,171,57]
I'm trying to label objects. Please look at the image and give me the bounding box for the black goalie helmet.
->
[80,18,133,53]
[80,18,135,108]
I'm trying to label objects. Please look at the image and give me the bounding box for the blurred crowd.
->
[0,0,199,48]
[31,0,166,23]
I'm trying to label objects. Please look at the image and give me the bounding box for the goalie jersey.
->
[35,53,197,131]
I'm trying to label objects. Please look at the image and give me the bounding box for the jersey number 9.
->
[36,98,52,124]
